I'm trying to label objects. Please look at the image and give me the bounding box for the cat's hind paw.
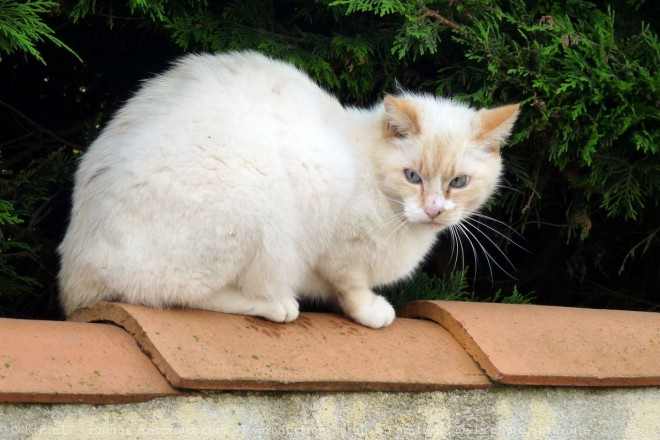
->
[260,296,300,323]
[196,289,299,323]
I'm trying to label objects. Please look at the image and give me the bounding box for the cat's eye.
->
[404,169,422,184]
[449,175,470,188]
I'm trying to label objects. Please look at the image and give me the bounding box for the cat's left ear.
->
[474,103,520,154]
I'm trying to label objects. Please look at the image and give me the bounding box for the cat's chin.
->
[413,220,449,230]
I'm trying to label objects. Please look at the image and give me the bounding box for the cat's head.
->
[375,93,519,229]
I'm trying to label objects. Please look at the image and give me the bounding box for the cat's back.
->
[111,51,337,130]
[72,50,357,231]
[84,51,347,173]
[74,50,356,216]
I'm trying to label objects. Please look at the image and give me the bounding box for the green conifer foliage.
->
[0,0,657,317]
[0,0,78,63]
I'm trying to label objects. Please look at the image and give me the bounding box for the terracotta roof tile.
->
[398,300,660,386]
[0,318,179,404]
[69,302,491,391]
[2,299,657,405]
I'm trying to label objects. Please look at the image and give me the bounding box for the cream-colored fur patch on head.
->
[376,94,519,228]
[383,95,421,138]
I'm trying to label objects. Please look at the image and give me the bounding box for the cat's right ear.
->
[383,95,420,138]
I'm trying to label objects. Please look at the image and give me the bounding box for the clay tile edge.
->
[398,300,502,381]
[69,302,185,389]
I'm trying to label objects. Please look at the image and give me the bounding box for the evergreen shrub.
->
[1,0,657,317]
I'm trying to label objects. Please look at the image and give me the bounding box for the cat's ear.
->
[383,95,420,138]
[474,103,520,153]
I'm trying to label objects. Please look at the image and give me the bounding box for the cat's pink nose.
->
[424,206,443,219]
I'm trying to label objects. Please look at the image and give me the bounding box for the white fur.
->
[58,51,517,328]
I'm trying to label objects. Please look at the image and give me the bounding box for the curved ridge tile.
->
[0,318,178,404]
[69,302,491,391]
[398,300,660,386]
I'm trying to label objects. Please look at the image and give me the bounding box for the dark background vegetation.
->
[1,0,658,319]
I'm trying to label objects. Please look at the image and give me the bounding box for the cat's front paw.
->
[347,294,396,329]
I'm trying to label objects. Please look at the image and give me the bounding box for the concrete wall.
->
[1,387,658,440]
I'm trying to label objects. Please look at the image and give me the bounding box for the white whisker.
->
[448,226,459,274]
[463,219,518,271]
[454,226,467,274]
[470,212,525,237]
[458,220,518,281]
[455,223,485,279]
[469,213,530,256]
[454,223,481,278]
[382,211,410,244]
[383,195,406,207]
[465,216,528,253]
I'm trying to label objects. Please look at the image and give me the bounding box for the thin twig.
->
[0,99,79,149]
[618,226,660,275]
[521,162,542,214]
[525,221,568,229]
[422,6,461,30]
[584,280,659,311]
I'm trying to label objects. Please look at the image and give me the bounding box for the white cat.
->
[58,51,519,328]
